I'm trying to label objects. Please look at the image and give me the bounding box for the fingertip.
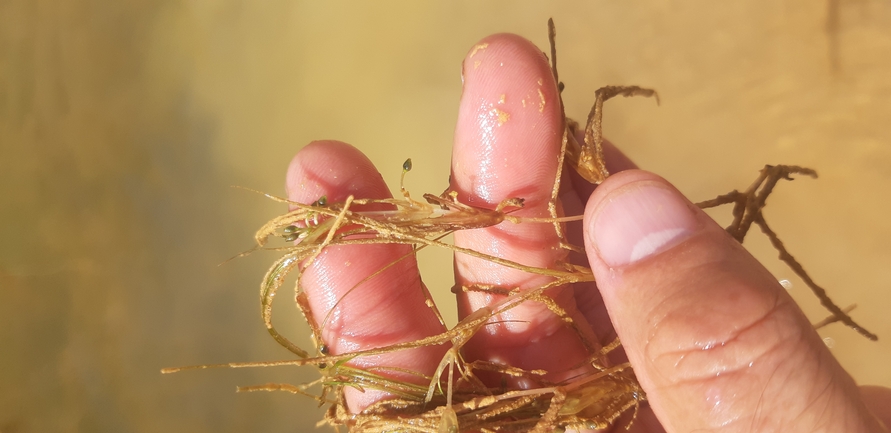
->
[286,140,390,206]
[583,170,703,269]
[461,33,553,94]
[453,33,563,208]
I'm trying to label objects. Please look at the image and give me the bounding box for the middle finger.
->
[449,33,598,387]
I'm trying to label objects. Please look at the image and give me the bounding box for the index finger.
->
[286,141,448,412]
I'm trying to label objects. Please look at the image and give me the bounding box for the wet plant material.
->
[163,19,876,432]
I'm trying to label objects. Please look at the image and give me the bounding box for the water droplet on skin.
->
[823,337,835,348]
[779,279,793,290]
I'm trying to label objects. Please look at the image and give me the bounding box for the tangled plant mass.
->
[163,20,876,432]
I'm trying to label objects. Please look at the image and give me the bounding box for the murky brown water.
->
[2,2,890,432]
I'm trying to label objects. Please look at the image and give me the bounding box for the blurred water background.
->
[1,2,890,432]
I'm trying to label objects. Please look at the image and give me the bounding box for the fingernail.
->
[590,181,700,267]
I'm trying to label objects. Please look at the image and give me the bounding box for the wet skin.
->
[285,33,891,432]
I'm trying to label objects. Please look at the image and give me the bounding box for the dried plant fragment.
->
[696,164,878,341]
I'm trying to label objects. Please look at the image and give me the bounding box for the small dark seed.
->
[403,158,412,172]
[283,225,298,234]
[319,344,329,355]
[317,196,327,206]
[318,363,327,369]
[283,233,298,242]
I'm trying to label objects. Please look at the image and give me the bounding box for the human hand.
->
[285,34,891,432]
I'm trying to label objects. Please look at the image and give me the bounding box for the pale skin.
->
[285,34,891,432]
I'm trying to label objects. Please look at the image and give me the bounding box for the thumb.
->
[583,170,883,432]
